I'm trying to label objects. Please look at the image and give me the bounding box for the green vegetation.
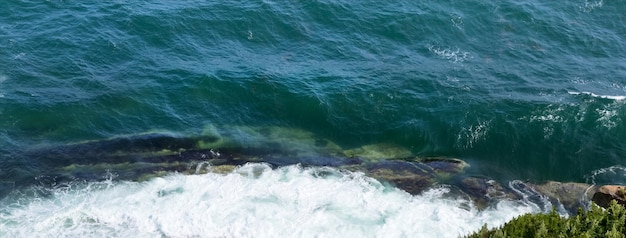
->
[466,201,626,238]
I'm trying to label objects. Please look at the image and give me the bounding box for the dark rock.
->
[422,157,469,174]
[366,161,436,195]
[459,176,517,209]
[592,185,626,209]
[420,157,469,185]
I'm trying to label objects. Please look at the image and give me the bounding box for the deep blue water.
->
[0,0,625,236]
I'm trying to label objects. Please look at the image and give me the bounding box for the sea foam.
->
[0,163,540,238]
[428,45,472,63]
[0,75,5,98]
[568,91,626,101]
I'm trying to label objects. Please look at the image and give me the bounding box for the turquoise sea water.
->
[1,0,625,236]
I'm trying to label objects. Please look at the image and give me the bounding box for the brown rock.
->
[530,181,595,213]
[592,185,626,208]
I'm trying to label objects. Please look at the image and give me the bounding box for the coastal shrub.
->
[466,200,626,238]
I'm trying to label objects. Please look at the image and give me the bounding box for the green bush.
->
[466,200,626,238]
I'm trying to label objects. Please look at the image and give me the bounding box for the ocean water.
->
[1,0,625,237]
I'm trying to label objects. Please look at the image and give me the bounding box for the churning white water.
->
[0,163,540,238]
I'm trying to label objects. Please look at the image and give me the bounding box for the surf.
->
[0,163,542,238]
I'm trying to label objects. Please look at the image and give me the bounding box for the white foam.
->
[428,45,472,63]
[568,91,626,101]
[586,166,626,189]
[528,105,565,123]
[0,75,6,98]
[0,164,539,237]
[524,105,566,138]
[456,120,491,149]
[580,0,604,12]
[568,91,624,128]
[595,108,619,128]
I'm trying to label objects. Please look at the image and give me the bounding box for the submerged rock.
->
[20,125,603,215]
[26,125,351,174]
[422,157,468,174]
[421,157,469,182]
[200,125,345,158]
[365,160,436,194]
[343,143,414,162]
[459,176,517,209]
[592,185,626,209]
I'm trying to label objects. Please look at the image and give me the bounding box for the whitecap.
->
[428,45,472,63]
[0,164,540,238]
[0,75,6,98]
[568,91,626,101]
[580,0,604,12]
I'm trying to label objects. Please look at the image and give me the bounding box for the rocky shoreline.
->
[16,126,625,214]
